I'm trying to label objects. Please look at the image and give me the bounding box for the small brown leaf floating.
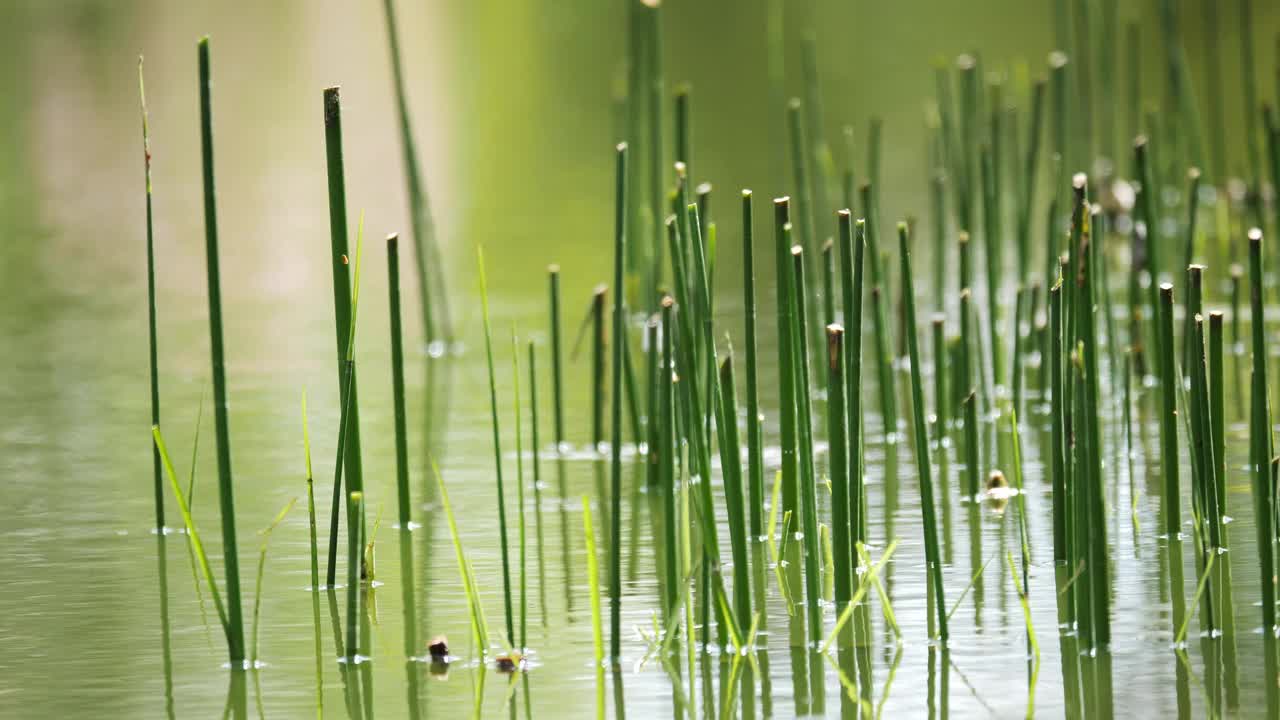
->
[495,653,523,673]
[985,470,1010,514]
[427,635,448,663]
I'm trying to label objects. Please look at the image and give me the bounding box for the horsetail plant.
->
[477,246,515,649]
[898,221,948,643]
[323,86,366,589]
[609,142,628,662]
[387,235,411,531]
[197,37,245,665]
[138,56,163,532]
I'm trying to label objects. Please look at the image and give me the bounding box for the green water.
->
[2,0,1280,717]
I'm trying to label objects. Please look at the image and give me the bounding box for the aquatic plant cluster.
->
[138,0,1280,717]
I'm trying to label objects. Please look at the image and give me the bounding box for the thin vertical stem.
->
[198,37,244,665]
[609,143,628,662]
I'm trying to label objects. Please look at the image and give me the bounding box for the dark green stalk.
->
[1135,138,1161,381]
[344,489,362,663]
[717,355,751,631]
[1017,80,1045,287]
[1049,52,1068,201]
[932,315,948,435]
[839,213,867,545]
[741,192,766,620]
[959,55,979,223]
[1231,263,1245,418]
[1048,283,1066,565]
[981,146,1003,392]
[197,37,244,665]
[644,3,664,309]
[549,267,565,449]
[1157,283,1182,527]
[1010,286,1025,419]
[674,86,691,185]
[387,235,411,531]
[323,87,366,589]
[659,297,679,619]
[510,329,530,654]
[860,184,898,444]
[1070,176,1110,653]
[958,289,975,427]
[822,239,836,327]
[139,57,163,532]
[931,170,947,310]
[961,388,979,509]
[899,222,948,643]
[790,244,824,647]
[772,200,803,643]
[477,247,515,649]
[1211,313,1240,709]
[609,143,627,662]
[826,325,853,645]
[380,0,449,343]
[1247,228,1277,649]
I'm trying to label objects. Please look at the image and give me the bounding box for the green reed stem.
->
[1011,286,1025,419]
[860,184,898,444]
[610,143,627,662]
[772,200,803,642]
[899,221,948,643]
[380,0,449,343]
[822,239,836,327]
[1247,228,1277,637]
[139,57,164,532]
[1048,282,1067,564]
[981,145,1004,392]
[197,37,244,665]
[387,235,411,530]
[477,246,515,649]
[548,267,565,449]
[842,215,867,544]
[344,489,363,663]
[826,324,853,646]
[512,327,528,651]
[1157,283,1180,539]
[962,391,979,501]
[659,297,679,619]
[742,192,766,605]
[791,243,824,647]
[323,86,366,589]
[718,354,751,631]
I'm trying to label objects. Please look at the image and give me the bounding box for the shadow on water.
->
[611,663,627,720]
[223,670,247,720]
[154,533,175,720]
[926,647,949,720]
[399,525,421,720]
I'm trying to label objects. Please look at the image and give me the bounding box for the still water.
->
[2,0,1279,717]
